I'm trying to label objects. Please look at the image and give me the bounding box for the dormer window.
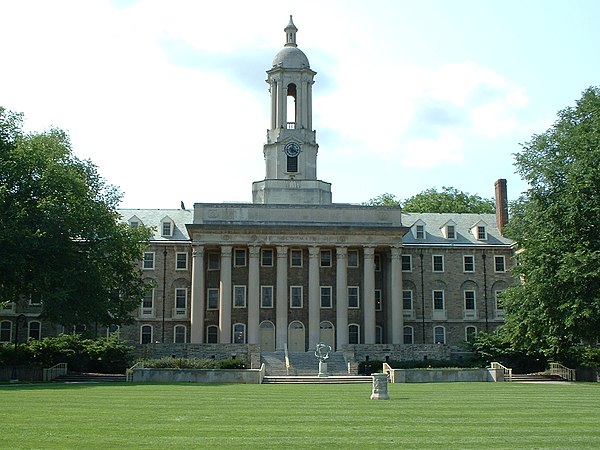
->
[416,224,425,239]
[161,217,173,237]
[441,221,457,239]
[477,226,486,240]
[128,215,142,228]
[471,221,488,240]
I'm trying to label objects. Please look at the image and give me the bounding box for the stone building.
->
[0,17,514,356]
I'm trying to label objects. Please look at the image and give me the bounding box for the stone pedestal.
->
[370,373,390,400]
[318,361,328,377]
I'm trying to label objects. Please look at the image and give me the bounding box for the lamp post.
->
[10,314,27,382]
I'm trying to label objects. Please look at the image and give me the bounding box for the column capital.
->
[308,246,320,258]
[248,245,260,259]
[276,245,288,258]
[336,246,348,259]
[221,245,232,257]
[363,246,375,259]
[391,246,402,259]
[192,245,204,258]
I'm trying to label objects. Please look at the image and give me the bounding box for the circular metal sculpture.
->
[314,342,331,362]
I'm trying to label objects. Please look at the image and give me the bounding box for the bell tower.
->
[252,16,332,205]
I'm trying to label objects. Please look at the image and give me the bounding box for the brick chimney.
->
[494,179,508,235]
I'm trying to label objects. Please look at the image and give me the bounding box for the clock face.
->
[284,142,300,157]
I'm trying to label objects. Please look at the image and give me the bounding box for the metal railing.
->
[549,362,576,381]
[284,343,291,376]
[43,363,68,381]
[126,361,144,382]
[490,361,513,382]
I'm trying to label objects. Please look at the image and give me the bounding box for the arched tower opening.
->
[287,83,297,129]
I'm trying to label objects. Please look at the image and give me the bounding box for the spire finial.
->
[284,15,298,47]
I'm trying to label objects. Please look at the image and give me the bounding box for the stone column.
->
[270,81,277,130]
[390,246,404,344]
[335,246,348,350]
[363,246,376,344]
[219,245,232,343]
[247,245,260,344]
[308,246,320,350]
[276,246,288,349]
[189,245,205,343]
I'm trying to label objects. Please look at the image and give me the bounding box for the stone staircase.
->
[509,373,566,382]
[261,351,370,384]
[53,372,126,383]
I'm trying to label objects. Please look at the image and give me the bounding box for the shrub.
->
[140,357,249,370]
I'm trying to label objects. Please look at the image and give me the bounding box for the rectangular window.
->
[290,286,303,308]
[0,321,11,342]
[403,290,413,311]
[495,290,504,310]
[143,252,155,270]
[29,293,42,305]
[375,289,382,311]
[320,286,332,308]
[261,249,273,267]
[433,290,444,310]
[174,325,186,344]
[416,224,425,239]
[261,286,273,308]
[320,250,332,267]
[403,326,413,345]
[207,288,219,310]
[401,255,412,271]
[432,255,444,272]
[348,286,359,308]
[28,321,41,340]
[463,255,475,272]
[290,249,303,267]
[175,252,188,270]
[234,248,247,267]
[477,226,487,240]
[287,155,298,172]
[141,290,154,316]
[207,253,219,270]
[347,250,359,268]
[233,285,247,308]
[464,291,476,310]
[175,288,187,310]
[434,326,445,344]
[447,225,456,239]
[494,255,506,272]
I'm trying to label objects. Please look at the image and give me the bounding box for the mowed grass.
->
[1,382,599,449]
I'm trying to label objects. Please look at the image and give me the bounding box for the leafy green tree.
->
[502,87,600,362]
[402,186,495,213]
[362,193,401,206]
[0,106,152,328]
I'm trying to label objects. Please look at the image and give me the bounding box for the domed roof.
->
[272,46,310,69]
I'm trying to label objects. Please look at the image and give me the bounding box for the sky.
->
[1,0,599,208]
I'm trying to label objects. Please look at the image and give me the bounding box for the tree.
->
[0,106,152,328]
[402,186,495,213]
[502,87,600,361]
[362,193,401,206]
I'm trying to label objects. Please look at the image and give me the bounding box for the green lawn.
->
[1,382,599,449]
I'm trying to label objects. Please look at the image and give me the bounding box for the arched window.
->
[348,324,360,344]
[286,83,297,128]
[403,326,414,345]
[433,326,445,344]
[106,325,120,338]
[465,326,477,343]
[206,325,218,344]
[174,325,187,344]
[140,325,153,344]
[28,321,41,340]
[233,323,246,344]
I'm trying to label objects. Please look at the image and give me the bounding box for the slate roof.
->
[119,208,193,241]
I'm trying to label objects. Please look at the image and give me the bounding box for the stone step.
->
[510,373,566,382]
[53,373,126,383]
[262,375,372,384]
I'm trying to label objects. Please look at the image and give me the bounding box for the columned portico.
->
[335,246,348,350]
[247,245,260,344]
[308,246,320,349]
[219,245,232,343]
[276,245,288,349]
[363,246,376,344]
[190,245,205,343]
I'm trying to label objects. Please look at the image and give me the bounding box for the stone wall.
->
[386,367,503,383]
[344,344,452,363]
[131,367,264,384]
[131,343,262,369]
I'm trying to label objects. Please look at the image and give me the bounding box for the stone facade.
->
[0,17,515,359]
